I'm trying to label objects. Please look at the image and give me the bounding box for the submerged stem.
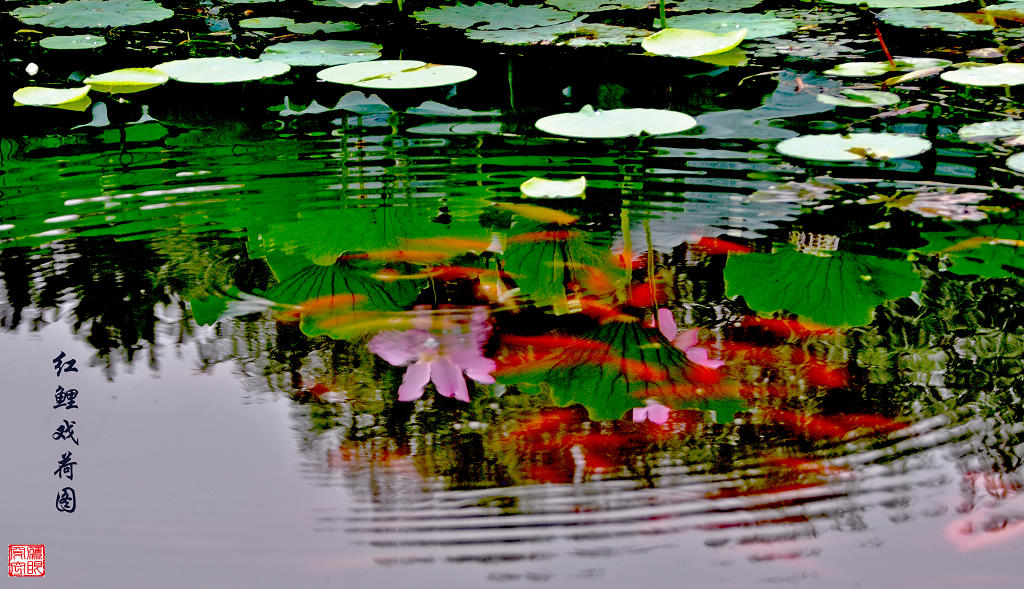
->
[659,0,667,30]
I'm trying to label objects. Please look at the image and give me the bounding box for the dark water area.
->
[2,0,1024,587]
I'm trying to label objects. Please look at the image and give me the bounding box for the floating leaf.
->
[11,0,173,28]
[940,62,1024,86]
[239,16,296,29]
[466,17,651,46]
[959,120,1024,141]
[642,28,746,57]
[822,0,970,7]
[312,0,390,7]
[39,34,106,49]
[260,40,381,67]
[662,12,795,39]
[824,57,952,77]
[1007,152,1024,173]
[919,223,1024,278]
[546,0,652,9]
[776,133,932,161]
[317,60,476,89]
[520,177,587,198]
[724,245,923,326]
[406,100,500,117]
[536,105,697,139]
[877,7,993,31]
[285,21,360,34]
[413,3,576,30]
[154,57,290,84]
[982,2,1024,21]
[13,86,90,107]
[671,0,761,10]
[84,67,168,93]
[816,89,901,108]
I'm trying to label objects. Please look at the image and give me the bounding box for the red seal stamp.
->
[8,545,45,577]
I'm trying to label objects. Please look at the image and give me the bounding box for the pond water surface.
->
[2,1,1024,587]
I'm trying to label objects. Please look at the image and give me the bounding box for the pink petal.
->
[655,308,677,341]
[646,403,671,425]
[685,346,725,369]
[672,328,699,351]
[632,407,648,423]
[397,360,431,401]
[430,358,470,402]
[369,330,429,367]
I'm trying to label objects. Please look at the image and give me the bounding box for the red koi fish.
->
[691,236,752,255]
[739,316,837,338]
[276,294,367,319]
[338,250,452,264]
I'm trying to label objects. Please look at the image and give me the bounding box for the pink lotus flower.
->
[368,308,496,403]
[632,400,671,424]
[651,308,725,370]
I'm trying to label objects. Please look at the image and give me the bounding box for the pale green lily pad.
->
[671,0,761,10]
[536,105,697,139]
[260,40,381,67]
[982,2,1024,20]
[1007,152,1024,172]
[154,57,290,84]
[312,0,390,6]
[40,34,106,49]
[13,86,90,107]
[959,120,1024,141]
[317,60,477,89]
[824,57,952,77]
[642,28,747,58]
[776,133,932,161]
[521,176,587,198]
[663,12,795,39]
[84,67,168,93]
[286,21,360,34]
[546,0,651,10]
[941,62,1024,86]
[11,0,173,28]
[817,89,901,108]
[239,17,295,29]
[878,7,993,31]
[413,3,576,30]
[406,101,500,117]
[822,0,969,7]
[465,16,650,46]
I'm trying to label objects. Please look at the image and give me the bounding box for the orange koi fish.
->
[740,316,837,337]
[495,202,578,225]
[506,230,573,244]
[338,250,452,264]
[691,236,752,255]
[276,294,367,319]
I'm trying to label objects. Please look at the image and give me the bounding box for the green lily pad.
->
[39,34,106,49]
[816,89,901,108]
[536,105,697,139]
[959,120,1024,141]
[824,57,952,77]
[154,57,290,84]
[239,17,296,30]
[520,176,587,198]
[940,62,1024,86]
[13,85,90,106]
[11,0,174,28]
[1006,152,1024,173]
[642,28,747,58]
[285,21,360,34]
[776,133,932,161]
[919,223,1024,278]
[671,0,761,10]
[84,67,168,93]
[662,12,795,39]
[317,60,477,89]
[822,0,969,7]
[724,245,923,326]
[413,3,576,30]
[546,0,651,10]
[466,17,651,46]
[260,40,381,67]
[877,7,993,31]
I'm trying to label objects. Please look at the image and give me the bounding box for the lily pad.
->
[662,12,796,39]
[816,89,901,108]
[642,28,747,58]
[84,68,168,93]
[466,17,651,46]
[536,105,697,139]
[822,0,969,7]
[1007,152,1024,173]
[285,21,360,34]
[940,62,1024,86]
[824,57,952,77]
[776,133,932,161]
[546,0,652,9]
[406,101,501,117]
[877,7,993,31]
[413,3,576,30]
[672,0,761,10]
[39,34,106,50]
[312,0,390,6]
[13,86,92,111]
[982,2,1024,21]
[958,120,1024,141]
[520,176,587,198]
[919,223,1024,278]
[154,57,290,84]
[239,17,296,30]
[11,0,173,28]
[317,60,477,89]
[260,40,381,67]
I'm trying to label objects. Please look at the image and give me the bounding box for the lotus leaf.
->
[724,246,923,326]
[260,40,381,67]
[466,17,651,46]
[11,0,173,28]
[982,2,1024,20]
[317,60,477,89]
[776,133,932,161]
[672,0,761,10]
[413,3,576,30]
[822,0,968,7]
[959,120,1024,141]
[816,89,901,108]
[39,34,106,49]
[536,105,697,139]
[877,8,993,31]
[1007,152,1024,173]
[545,0,652,10]
[239,17,295,29]
[312,0,390,6]
[286,21,360,34]
[406,101,501,117]
[919,223,1024,278]
[520,177,587,198]
[662,12,795,39]
[84,68,168,93]
[154,57,290,84]
[824,57,952,77]
[940,63,1024,86]
[13,86,90,106]
[642,28,747,58]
